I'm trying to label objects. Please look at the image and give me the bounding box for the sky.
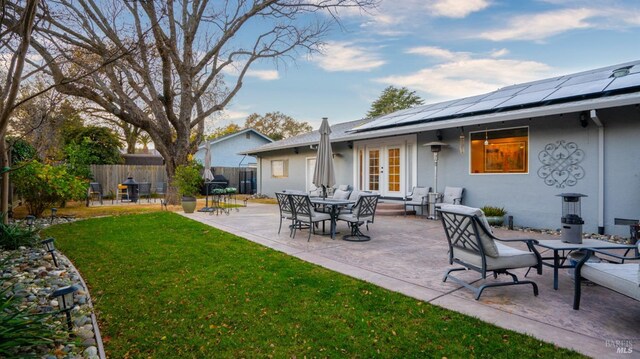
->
[213,0,640,132]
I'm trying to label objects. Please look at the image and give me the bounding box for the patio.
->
[183,202,639,358]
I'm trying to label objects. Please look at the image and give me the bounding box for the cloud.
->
[477,8,596,41]
[312,41,385,72]
[355,0,490,36]
[375,53,553,101]
[428,0,491,18]
[489,48,509,58]
[246,69,279,81]
[405,46,470,61]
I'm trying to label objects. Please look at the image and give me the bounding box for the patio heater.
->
[557,193,587,244]
[122,177,139,203]
[423,141,448,219]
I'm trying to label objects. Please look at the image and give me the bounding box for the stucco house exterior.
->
[247,60,640,236]
[195,128,272,168]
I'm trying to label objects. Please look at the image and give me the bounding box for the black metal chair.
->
[337,194,379,242]
[403,186,431,216]
[289,193,331,241]
[138,182,152,203]
[275,192,294,236]
[155,182,166,202]
[438,204,542,300]
[87,182,103,205]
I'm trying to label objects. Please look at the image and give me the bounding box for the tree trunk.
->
[0,137,10,224]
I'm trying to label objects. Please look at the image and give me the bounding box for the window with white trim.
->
[271,159,289,178]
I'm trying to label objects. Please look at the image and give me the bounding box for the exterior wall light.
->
[41,238,58,267]
[52,284,80,332]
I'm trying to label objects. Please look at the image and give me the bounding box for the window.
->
[470,127,528,174]
[271,160,288,178]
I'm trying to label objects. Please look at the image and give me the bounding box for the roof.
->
[122,154,164,165]
[245,118,373,155]
[247,60,640,155]
[353,60,640,133]
[201,128,273,149]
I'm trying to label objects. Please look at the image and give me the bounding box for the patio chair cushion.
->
[348,189,361,201]
[338,212,373,223]
[455,242,538,271]
[581,263,640,301]
[440,204,499,257]
[441,186,464,205]
[333,189,351,200]
[337,184,350,191]
[297,210,331,223]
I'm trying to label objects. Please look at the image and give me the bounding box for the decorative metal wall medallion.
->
[537,140,585,188]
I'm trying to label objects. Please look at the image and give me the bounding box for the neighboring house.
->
[247,60,640,236]
[195,128,273,168]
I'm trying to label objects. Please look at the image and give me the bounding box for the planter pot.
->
[181,196,197,213]
[486,216,504,226]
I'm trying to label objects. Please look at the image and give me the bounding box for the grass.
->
[44,212,581,358]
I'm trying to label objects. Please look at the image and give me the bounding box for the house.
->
[247,60,640,236]
[195,128,273,168]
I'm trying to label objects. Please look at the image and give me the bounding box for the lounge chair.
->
[438,204,542,300]
[403,186,431,216]
[337,194,379,242]
[573,243,640,310]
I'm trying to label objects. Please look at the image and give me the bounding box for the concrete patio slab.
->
[182,203,640,358]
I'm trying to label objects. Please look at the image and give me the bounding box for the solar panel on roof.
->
[603,72,640,92]
[348,60,640,133]
[544,78,614,101]
[497,88,559,108]
[457,97,510,113]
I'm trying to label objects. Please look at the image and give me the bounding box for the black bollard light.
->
[25,215,35,229]
[52,284,80,332]
[41,238,59,267]
[50,208,58,224]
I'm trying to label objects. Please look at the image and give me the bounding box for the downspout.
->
[258,156,263,194]
[590,109,605,235]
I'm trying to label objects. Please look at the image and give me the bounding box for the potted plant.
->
[174,162,203,213]
[481,206,507,226]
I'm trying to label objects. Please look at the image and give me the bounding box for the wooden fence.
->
[90,165,167,195]
[89,165,256,194]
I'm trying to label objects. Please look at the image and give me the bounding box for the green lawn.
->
[45,212,581,358]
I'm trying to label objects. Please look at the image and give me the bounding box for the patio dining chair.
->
[289,193,331,241]
[138,182,152,203]
[275,192,295,236]
[438,204,542,300]
[87,182,103,205]
[154,182,166,202]
[337,194,379,242]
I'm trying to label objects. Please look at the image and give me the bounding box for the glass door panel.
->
[368,149,380,191]
[387,148,400,193]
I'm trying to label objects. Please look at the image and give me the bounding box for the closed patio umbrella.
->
[313,117,336,198]
[203,141,214,182]
[201,141,214,211]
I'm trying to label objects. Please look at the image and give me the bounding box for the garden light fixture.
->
[50,208,57,223]
[25,215,35,229]
[52,284,80,332]
[41,238,58,267]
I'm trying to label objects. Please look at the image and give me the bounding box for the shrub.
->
[0,261,63,356]
[0,221,40,250]
[12,160,88,216]
[174,162,203,197]
[481,206,507,217]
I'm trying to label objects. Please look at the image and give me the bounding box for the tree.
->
[0,0,41,222]
[27,0,375,203]
[366,86,424,118]
[207,124,242,140]
[244,112,312,141]
[62,126,123,165]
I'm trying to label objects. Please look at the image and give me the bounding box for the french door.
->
[363,145,404,197]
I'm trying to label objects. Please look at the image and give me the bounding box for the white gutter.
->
[590,109,605,234]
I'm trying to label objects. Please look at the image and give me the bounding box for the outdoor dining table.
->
[535,239,638,290]
[310,198,352,240]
